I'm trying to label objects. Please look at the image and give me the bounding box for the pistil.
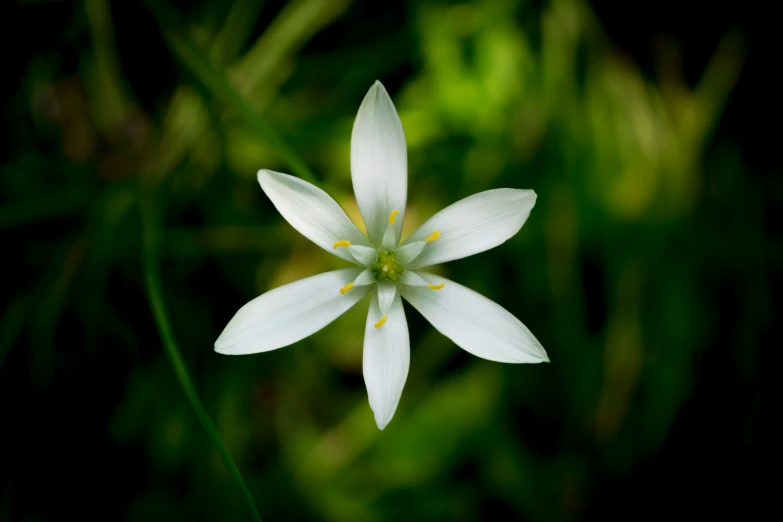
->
[371,250,404,282]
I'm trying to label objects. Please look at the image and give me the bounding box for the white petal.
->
[395,240,426,266]
[376,280,397,315]
[380,224,397,251]
[400,273,548,363]
[363,291,409,430]
[258,169,373,264]
[347,245,378,266]
[351,81,407,247]
[215,268,371,355]
[352,268,376,287]
[402,189,537,269]
[399,270,428,287]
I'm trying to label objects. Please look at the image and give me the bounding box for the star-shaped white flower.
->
[215,81,548,429]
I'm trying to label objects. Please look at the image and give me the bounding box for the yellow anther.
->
[339,283,354,295]
[333,239,351,249]
[425,230,440,242]
[388,210,400,225]
[374,315,388,328]
[427,283,445,291]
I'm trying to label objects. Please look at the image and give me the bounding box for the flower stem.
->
[140,195,263,522]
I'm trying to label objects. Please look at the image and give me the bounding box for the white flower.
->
[215,81,548,429]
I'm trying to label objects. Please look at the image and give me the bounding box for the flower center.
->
[371,250,404,282]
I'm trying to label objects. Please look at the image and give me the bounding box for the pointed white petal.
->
[347,245,378,266]
[351,81,407,247]
[399,270,428,287]
[215,268,371,355]
[258,169,373,264]
[377,280,397,315]
[380,224,397,251]
[395,240,426,266]
[363,291,409,430]
[400,273,548,363]
[352,268,376,287]
[402,189,537,269]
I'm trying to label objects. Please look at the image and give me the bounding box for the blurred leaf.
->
[143,0,316,183]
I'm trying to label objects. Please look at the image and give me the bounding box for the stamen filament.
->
[339,283,354,294]
[425,230,440,242]
[388,210,400,225]
[333,239,351,249]
[374,315,388,328]
[427,283,445,290]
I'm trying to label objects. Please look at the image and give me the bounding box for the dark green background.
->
[1,0,776,520]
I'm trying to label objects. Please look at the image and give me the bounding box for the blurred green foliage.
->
[1,0,765,521]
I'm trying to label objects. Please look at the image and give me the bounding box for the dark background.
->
[1,0,777,520]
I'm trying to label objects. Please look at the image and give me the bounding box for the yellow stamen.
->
[374,315,388,328]
[339,283,354,295]
[427,283,445,291]
[333,239,351,249]
[388,210,400,225]
[425,230,440,242]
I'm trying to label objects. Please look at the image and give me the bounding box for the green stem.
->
[140,195,263,522]
[143,0,317,184]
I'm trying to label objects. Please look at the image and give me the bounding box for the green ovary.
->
[371,250,404,282]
